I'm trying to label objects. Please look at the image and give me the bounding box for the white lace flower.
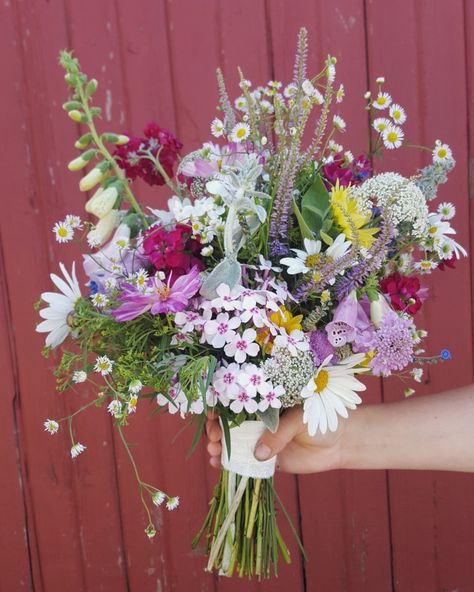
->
[36,263,82,348]
[301,354,367,436]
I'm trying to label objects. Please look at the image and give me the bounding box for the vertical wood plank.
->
[366,1,474,591]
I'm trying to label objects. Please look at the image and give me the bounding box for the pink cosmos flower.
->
[112,266,202,322]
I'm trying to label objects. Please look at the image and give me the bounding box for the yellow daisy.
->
[330,180,379,249]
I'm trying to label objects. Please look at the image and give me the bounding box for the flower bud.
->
[87,209,119,247]
[63,100,83,111]
[79,167,105,192]
[68,149,97,171]
[86,79,98,96]
[74,133,93,149]
[68,110,86,123]
[101,133,129,145]
[85,186,118,218]
[370,294,392,329]
[64,73,77,87]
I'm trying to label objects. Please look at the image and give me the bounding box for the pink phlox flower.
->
[213,362,242,399]
[229,387,258,414]
[224,328,259,363]
[112,266,202,322]
[258,383,284,412]
[203,312,242,348]
[239,306,267,328]
[237,363,269,396]
[274,328,309,357]
[210,283,244,312]
[174,309,207,333]
[170,331,194,346]
[240,289,267,311]
[156,386,187,415]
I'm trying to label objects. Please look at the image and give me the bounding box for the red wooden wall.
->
[1,1,474,591]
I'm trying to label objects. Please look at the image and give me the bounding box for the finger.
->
[210,456,221,469]
[205,417,220,439]
[207,441,222,457]
[254,408,301,461]
[206,423,222,443]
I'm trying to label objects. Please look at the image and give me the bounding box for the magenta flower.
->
[112,266,202,322]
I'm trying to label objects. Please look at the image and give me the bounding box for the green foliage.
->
[300,175,331,235]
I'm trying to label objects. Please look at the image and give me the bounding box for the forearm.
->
[341,385,474,472]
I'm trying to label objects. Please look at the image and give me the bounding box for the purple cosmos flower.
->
[112,266,202,322]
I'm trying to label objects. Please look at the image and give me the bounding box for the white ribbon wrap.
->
[221,420,276,479]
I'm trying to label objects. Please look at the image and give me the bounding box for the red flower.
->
[114,122,182,187]
[322,152,372,189]
[380,272,423,315]
[143,224,205,279]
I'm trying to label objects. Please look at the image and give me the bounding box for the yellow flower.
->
[360,351,375,367]
[330,180,379,249]
[256,306,303,354]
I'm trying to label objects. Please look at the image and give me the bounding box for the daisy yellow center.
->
[156,285,169,299]
[302,98,311,110]
[314,370,329,393]
[98,361,110,371]
[377,97,387,106]
[58,227,68,237]
[236,128,247,139]
[421,261,432,269]
[305,253,320,267]
[377,123,387,131]
[393,110,401,119]
[428,226,438,235]
[437,148,447,158]
[386,131,398,143]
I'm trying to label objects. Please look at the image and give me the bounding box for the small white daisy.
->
[127,394,138,414]
[104,277,117,291]
[373,91,392,110]
[64,214,83,229]
[107,399,122,417]
[152,491,166,506]
[302,79,316,96]
[364,91,372,100]
[114,237,129,251]
[410,368,423,383]
[332,115,346,131]
[72,370,87,384]
[239,78,252,89]
[71,443,86,458]
[344,150,354,164]
[44,419,59,434]
[234,96,247,111]
[94,355,114,376]
[134,268,149,289]
[432,142,453,163]
[437,202,456,220]
[414,259,437,273]
[382,124,404,149]
[336,84,345,103]
[201,245,214,257]
[211,118,224,138]
[372,117,391,133]
[129,379,143,394]
[53,221,74,243]
[376,76,385,84]
[284,83,298,98]
[389,103,407,124]
[166,496,180,511]
[230,122,250,143]
[91,293,108,308]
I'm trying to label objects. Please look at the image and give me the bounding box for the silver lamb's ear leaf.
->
[199,256,242,299]
[256,407,280,433]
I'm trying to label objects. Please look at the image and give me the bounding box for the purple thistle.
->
[363,312,414,376]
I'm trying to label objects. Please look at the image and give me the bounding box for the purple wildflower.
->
[364,312,414,376]
[309,330,335,365]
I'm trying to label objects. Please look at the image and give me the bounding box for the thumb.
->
[254,409,300,461]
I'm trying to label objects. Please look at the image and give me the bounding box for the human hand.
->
[205,407,346,474]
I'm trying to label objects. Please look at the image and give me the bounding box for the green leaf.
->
[187,414,206,459]
[221,416,231,461]
[301,175,331,235]
[320,230,334,246]
[256,408,280,433]
[292,198,313,239]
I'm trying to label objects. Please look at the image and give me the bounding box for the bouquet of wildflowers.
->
[37,28,466,579]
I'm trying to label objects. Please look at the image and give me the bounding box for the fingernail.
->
[255,443,271,460]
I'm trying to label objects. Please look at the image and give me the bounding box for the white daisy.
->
[382,124,404,149]
[432,142,453,163]
[414,259,437,273]
[344,150,354,164]
[281,238,323,275]
[129,379,143,395]
[71,443,86,458]
[127,394,138,414]
[44,419,59,434]
[336,84,345,103]
[72,370,87,384]
[333,115,346,131]
[372,117,391,133]
[229,122,250,143]
[376,76,385,84]
[152,491,166,506]
[325,233,352,260]
[284,83,298,98]
[53,221,74,243]
[211,118,224,138]
[438,202,456,220]
[64,214,83,229]
[36,262,82,348]
[94,355,114,376]
[166,496,180,511]
[239,79,252,89]
[373,91,392,110]
[91,293,108,308]
[234,96,247,111]
[389,103,407,124]
[107,399,122,417]
[301,354,367,436]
